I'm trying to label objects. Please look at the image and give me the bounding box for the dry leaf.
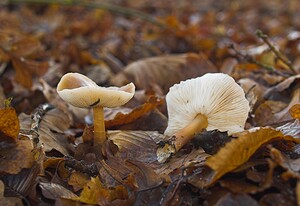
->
[11,56,33,88]
[0,180,23,206]
[205,127,298,184]
[105,96,164,128]
[108,130,164,163]
[72,176,128,205]
[0,139,34,174]
[289,104,300,119]
[39,182,79,200]
[68,172,90,192]
[19,108,71,155]
[0,107,19,143]
[111,53,217,93]
[10,36,42,58]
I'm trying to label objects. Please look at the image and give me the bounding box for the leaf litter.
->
[1,0,300,205]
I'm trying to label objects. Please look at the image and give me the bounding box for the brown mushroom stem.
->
[173,113,208,151]
[93,106,106,146]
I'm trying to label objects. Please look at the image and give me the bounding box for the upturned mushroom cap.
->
[164,73,250,136]
[57,73,135,108]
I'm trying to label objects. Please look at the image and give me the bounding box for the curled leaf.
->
[205,127,298,184]
[105,96,164,128]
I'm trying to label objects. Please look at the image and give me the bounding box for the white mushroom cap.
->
[57,73,135,108]
[164,73,250,136]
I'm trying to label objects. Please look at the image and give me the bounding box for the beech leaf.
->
[0,139,34,174]
[111,53,217,93]
[205,127,299,184]
[105,96,164,128]
[72,176,128,205]
[0,107,19,143]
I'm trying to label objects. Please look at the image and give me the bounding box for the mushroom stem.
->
[93,106,106,146]
[173,113,208,151]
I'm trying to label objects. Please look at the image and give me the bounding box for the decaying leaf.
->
[105,96,164,128]
[0,107,19,143]
[71,176,128,205]
[205,127,299,184]
[0,139,34,174]
[111,53,217,93]
[19,108,71,155]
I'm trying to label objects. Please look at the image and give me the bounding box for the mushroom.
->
[159,73,250,160]
[57,72,135,147]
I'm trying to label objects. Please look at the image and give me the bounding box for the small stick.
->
[256,30,297,74]
[229,44,289,77]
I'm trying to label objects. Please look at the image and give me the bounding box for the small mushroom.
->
[57,72,135,147]
[160,73,250,159]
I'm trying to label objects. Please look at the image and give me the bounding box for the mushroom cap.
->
[164,73,250,136]
[57,73,135,108]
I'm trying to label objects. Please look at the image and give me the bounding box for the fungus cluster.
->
[158,73,250,162]
[57,73,135,147]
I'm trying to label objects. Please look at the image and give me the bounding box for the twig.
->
[229,44,290,77]
[30,103,54,145]
[256,30,297,74]
[6,0,167,28]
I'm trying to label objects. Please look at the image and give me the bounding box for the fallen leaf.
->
[108,130,163,163]
[19,107,71,155]
[10,36,42,58]
[39,182,79,200]
[205,127,299,184]
[270,147,300,180]
[0,180,23,206]
[11,56,33,88]
[289,104,300,119]
[68,172,90,192]
[105,96,164,128]
[0,139,34,174]
[0,107,19,143]
[72,176,129,205]
[111,53,217,93]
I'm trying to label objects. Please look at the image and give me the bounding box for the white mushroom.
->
[57,73,135,147]
[164,73,250,152]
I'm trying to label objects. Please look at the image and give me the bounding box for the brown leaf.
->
[0,107,19,143]
[19,108,71,155]
[105,96,164,128]
[39,182,79,200]
[0,180,23,206]
[10,36,42,58]
[68,172,90,192]
[71,176,129,205]
[108,130,163,163]
[0,139,34,174]
[289,104,300,119]
[11,56,33,88]
[270,147,300,180]
[205,127,299,184]
[111,53,217,93]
